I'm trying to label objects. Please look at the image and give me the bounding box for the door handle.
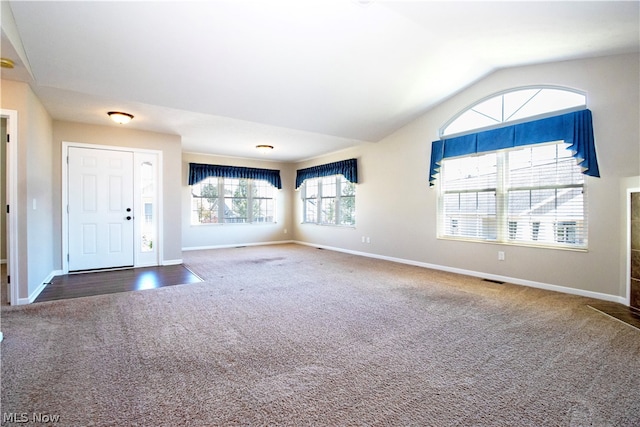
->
[126,216,132,220]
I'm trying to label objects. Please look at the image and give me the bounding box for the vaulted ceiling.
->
[2,1,638,162]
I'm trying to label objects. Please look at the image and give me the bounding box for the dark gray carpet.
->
[1,244,638,426]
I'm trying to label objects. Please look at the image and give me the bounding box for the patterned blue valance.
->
[429,109,600,186]
[188,163,282,189]
[295,158,358,189]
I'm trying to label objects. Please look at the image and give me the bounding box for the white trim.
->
[62,141,163,273]
[1,109,19,305]
[161,259,183,266]
[61,143,68,272]
[62,141,162,155]
[182,240,294,251]
[30,278,48,302]
[626,186,640,307]
[157,151,165,265]
[293,241,625,304]
[22,269,63,305]
[136,261,162,268]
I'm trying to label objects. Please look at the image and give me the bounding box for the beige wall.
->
[182,152,295,249]
[52,121,183,264]
[1,79,54,301]
[292,53,640,300]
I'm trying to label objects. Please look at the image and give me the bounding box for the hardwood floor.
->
[588,302,640,331]
[32,265,203,303]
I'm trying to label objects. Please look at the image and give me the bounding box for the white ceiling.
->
[2,1,639,162]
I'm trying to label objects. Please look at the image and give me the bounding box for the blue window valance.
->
[429,109,599,187]
[295,158,358,189]
[188,163,282,189]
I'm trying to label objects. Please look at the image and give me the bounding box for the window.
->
[439,141,587,248]
[140,161,155,252]
[442,87,586,137]
[433,86,597,250]
[441,152,498,240]
[302,175,355,226]
[191,177,276,224]
[134,152,160,268]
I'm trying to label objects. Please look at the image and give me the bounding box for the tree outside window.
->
[302,175,355,226]
[191,177,275,224]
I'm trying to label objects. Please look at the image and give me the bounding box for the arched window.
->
[432,86,598,250]
[441,86,586,137]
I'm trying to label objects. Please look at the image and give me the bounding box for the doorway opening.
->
[1,117,7,305]
[1,110,19,305]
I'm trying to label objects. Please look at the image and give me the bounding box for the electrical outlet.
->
[362,236,366,243]
[498,251,505,261]
[366,237,371,244]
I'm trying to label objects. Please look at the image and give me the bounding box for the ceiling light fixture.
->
[256,144,274,153]
[108,111,134,124]
[0,58,15,69]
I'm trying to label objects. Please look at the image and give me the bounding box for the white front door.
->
[68,147,134,271]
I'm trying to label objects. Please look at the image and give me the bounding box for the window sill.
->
[436,235,588,252]
[191,222,278,227]
[301,222,356,229]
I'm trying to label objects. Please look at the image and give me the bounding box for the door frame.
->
[62,142,163,273]
[1,109,19,305]
[627,186,640,307]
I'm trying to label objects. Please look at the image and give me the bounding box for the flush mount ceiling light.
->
[256,144,274,153]
[0,58,15,69]
[107,111,134,124]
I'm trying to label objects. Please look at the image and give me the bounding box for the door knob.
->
[126,216,132,220]
[126,208,132,212]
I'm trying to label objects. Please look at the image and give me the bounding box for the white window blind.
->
[439,142,587,248]
[506,143,585,246]
[441,153,498,240]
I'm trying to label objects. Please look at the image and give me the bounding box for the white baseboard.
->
[23,283,46,305]
[182,240,294,252]
[294,241,626,304]
[20,269,64,305]
[162,259,183,266]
